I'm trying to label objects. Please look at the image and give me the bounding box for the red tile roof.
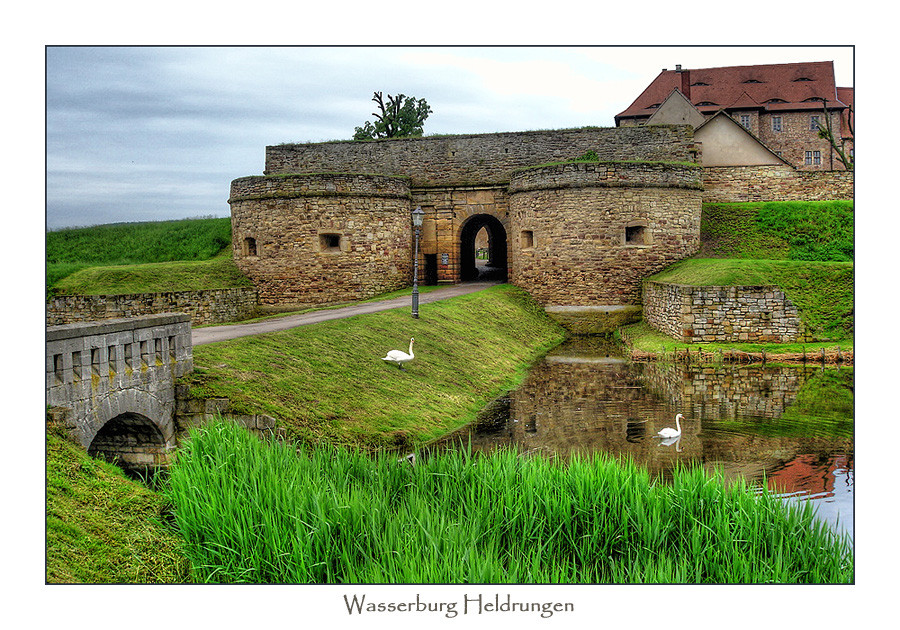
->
[616,61,851,124]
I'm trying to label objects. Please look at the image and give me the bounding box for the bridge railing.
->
[46,313,193,398]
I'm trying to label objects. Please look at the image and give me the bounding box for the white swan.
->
[657,413,684,439]
[382,337,415,370]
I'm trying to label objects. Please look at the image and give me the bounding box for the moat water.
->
[433,338,854,540]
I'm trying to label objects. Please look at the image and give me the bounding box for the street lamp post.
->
[411,206,425,319]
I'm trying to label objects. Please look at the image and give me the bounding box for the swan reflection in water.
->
[658,434,683,452]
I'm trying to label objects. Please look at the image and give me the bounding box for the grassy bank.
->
[47,217,233,291]
[699,201,853,261]
[183,284,567,449]
[45,426,190,583]
[52,251,253,296]
[167,421,853,584]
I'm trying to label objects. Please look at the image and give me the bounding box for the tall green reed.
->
[166,421,853,584]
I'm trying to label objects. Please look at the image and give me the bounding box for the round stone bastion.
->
[508,161,703,332]
[229,172,413,307]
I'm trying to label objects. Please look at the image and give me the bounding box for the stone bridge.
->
[46,314,193,470]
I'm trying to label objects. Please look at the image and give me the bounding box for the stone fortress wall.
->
[508,161,703,306]
[229,172,413,305]
[233,126,703,309]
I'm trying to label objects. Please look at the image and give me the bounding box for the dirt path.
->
[192,281,499,346]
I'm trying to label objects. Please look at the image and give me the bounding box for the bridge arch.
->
[88,411,173,471]
[459,213,508,282]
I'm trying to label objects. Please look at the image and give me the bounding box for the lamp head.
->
[411,206,425,227]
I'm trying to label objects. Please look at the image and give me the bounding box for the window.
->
[805,151,813,165]
[108,346,117,376]
[168,336,177,362]
[319,233,342,253]
[72,351,82,382]
[625,224,649,246]
[772,116,783,132]
[243,237,257,257]
[739,115,751,130]
[813,151,821,165]
[743,79,763,83]
[793,77,814,82]
[810,115,820,131]
[766,98,787,104]
[521,230,535,249]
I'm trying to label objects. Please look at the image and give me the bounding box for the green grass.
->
[52,250,254,296]
[45,426,190,583]
[166,421,853,584]
[182,284,567,449]
[699,201,853,261]
[645,258,854,340]
[47,217,233,291]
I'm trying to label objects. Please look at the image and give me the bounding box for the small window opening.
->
[625,225,649,246]
[154,338,163,365]
[168,336,177,362]
[53,354,64,384]
[140,340,150,367]
[72,352,82,382]
[521,230,535,249]
[125,343,134,370]
[243,237,257,257]
[320,233,342,253]
[108,346,117,376]
[91,348,101,377]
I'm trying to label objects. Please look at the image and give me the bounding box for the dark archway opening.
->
[88,412,169,475]
[460,214,508,282]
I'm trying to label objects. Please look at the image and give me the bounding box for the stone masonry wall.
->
[265,126,699,187]
[702,164,853,202]
[643,281,811,343]
[230,173,413,306]
[508,162,703,307]
[46,287,258,327]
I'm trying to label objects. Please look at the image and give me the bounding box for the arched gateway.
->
[459,213,508,282]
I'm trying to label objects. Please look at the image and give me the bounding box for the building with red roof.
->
[616,61,853,171]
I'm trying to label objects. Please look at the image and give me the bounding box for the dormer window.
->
[647,103,660,109]
[696,101,718,107]
[766,98,787,104]
[793,77,814,82]
[743,79,764,83]
[691,81,709,86]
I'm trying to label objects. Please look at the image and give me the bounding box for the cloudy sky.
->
[45,45,854,229]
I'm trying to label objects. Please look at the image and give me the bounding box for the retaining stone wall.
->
[643,281,811,343]
[702,165,853,202]
[47,287,258,327]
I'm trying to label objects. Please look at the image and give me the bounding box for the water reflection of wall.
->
[640,363,819,420]
[506,358,671,462]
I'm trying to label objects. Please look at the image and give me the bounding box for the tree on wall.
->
[353,92,432,140]
[814,97,854,170]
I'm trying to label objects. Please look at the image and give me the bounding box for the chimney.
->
[677,65,691,99]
